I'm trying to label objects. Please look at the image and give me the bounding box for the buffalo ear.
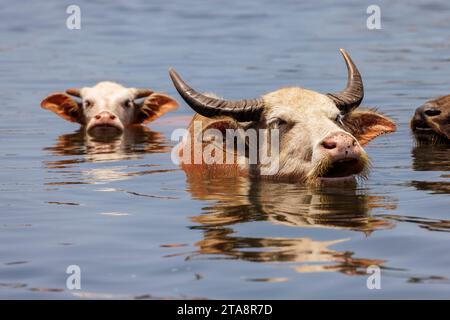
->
[343,110,396,146]
[134,93,178,124]
[41,93,83,123]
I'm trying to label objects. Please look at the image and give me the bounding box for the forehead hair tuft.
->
[263,87,337,111]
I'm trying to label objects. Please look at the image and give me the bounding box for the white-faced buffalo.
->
[41,82,178,135]
[169,49,396,184]
[411,95,450,143]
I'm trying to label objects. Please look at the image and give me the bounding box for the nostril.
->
[110,115,116,120]
[424,109,441,117]
[322,140,337,150]
[95,115,101,120]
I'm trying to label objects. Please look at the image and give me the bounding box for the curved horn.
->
[134,89,153,99]
[66,88,81,98]
[326,48,364,113]
[168,68,264,122]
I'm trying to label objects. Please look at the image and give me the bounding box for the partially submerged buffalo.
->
[411,95,450,143]
[41,82,178,135]
[170,49,396,184]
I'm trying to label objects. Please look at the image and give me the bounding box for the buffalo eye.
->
[268,118,287,129]
[123,99,133,108]
[83,100,93,108]
[335,114,344,126]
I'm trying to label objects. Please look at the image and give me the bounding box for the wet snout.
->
[411,104,440,132]
[88,111,123,134]
[314,132,367,180]
[320,132,360,161]
[95,111,116,123]
[411,102,450,142]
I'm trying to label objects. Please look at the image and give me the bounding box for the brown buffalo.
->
[411,95,450,144]
[169,49,396,184]
[41,82,178,135]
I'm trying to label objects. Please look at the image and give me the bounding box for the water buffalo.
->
[411,95,450,144]
[41,82,178,135]
[169,49,396,184]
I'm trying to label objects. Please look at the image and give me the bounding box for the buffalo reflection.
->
[45,126,169,163]
[43,126,172,184]
[184,175,397,275]
[410,143,450,194]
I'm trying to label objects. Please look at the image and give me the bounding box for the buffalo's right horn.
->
[134,89,153,99]
[326,48,364,114]
[169,68,264,122]
[66,88,81,98]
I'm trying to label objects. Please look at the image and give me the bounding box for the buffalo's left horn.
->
[135,89,153,99]
[66,88,81,98]
[169,68,264,122]
[326,48,364,114]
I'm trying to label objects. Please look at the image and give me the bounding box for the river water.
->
[0,0,449,299]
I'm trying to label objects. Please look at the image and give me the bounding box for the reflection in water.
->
[45,126,169,164]
[411,144,450,172]
[0,283,205,300]
[43,127,174,184]
[410,144,450,194]
[380,214,450,233]
[184,175,397,275]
